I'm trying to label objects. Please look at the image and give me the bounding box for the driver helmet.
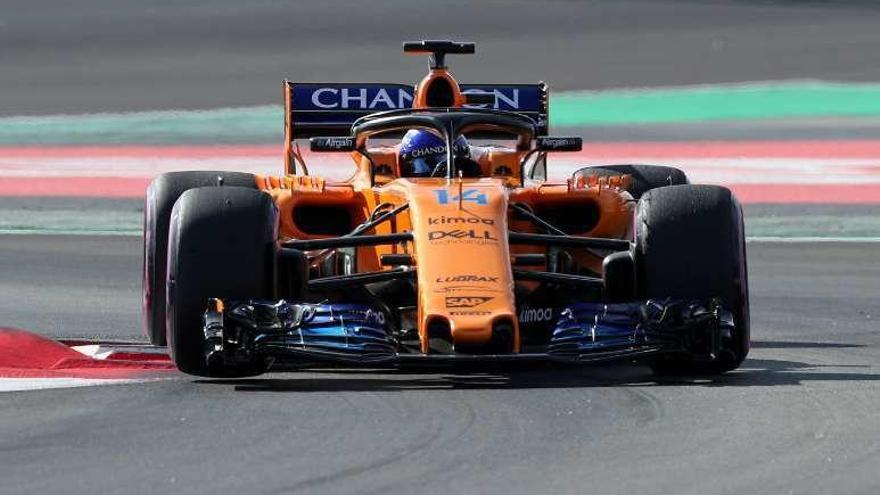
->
[398,129,470,177]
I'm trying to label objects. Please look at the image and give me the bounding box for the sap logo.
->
[462,89,521,110]
[435,275,499,283]
[311,88,414,110]
[434,189,487,205]
[428,216,494,226]
[446,296,493,308]
[519,307,553,323]
[428,229,498,241]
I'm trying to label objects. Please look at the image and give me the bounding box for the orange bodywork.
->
[258,65,634,353]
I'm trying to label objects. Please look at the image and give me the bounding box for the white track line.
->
[0,377,157,393]
[746,236,880,243]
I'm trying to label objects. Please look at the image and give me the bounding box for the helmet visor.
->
[407,155,447,177]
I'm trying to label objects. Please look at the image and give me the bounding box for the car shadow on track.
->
[199,342,880,392]
[750,340,866,349]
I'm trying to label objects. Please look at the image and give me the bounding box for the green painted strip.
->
[552,81,880,126]
[0,209,141,234]
[2,81,880,144]
[0,106,283,145]
[746,214,880,238]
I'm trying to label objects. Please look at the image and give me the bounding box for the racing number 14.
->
[434,189,488,205]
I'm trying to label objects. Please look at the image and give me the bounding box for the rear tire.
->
[635,184,749,374]
[166,186,276,377]
[142,171,257,346]
[573,164,688,199]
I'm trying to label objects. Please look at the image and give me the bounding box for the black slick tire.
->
[635,184,749,374]
[166,186,276,377]
[142,171,257,346]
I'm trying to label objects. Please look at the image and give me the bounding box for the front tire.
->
[166,186,276,377]
[635,184,749,374]
[142,171,257,346]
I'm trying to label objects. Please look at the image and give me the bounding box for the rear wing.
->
[283,81,549,141]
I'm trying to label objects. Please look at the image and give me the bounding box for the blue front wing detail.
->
[205,302,396,365]
[204,299,733,366]
[547,300,734,362]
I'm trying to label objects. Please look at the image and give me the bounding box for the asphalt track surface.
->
[5,0,880,115]
[1,235,879,495]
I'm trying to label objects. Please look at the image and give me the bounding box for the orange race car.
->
[142,41,749,377]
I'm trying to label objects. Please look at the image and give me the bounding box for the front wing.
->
[201,298,735,369]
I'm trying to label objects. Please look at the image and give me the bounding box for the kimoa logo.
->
[428,216,494,226]
[435,275,499,283]
[519,307,553,323]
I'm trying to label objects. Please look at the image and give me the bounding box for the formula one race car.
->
[142,41,749,377]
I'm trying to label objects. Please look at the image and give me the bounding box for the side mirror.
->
[310,136,355,152]
[534,136,582,152]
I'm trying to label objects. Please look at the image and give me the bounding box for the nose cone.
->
[400,178,518,351]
